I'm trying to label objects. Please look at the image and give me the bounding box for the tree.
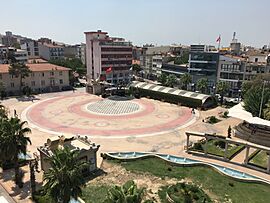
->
[216,81,229,104]
[180,73,192,90]
[166,74,177,88]
[9,63,32,94]
[0,117,31,187]
[49,58,86,76]
[174,52,189,65]
[264,102,270,120]
[157,73,167,86]
[241,73,270,98]
[43,147,89,203]
[243,86,270,118]
[196,78,208,94]
[103,180,145,203]
[132,64,142,75]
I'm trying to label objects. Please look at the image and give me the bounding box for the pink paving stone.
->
[27,95,194,136]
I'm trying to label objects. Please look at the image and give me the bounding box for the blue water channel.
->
[107,152,266,182]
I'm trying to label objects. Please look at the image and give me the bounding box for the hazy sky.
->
[1,0,269,48]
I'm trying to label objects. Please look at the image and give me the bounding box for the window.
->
[0,74,2,80]
[59,71,63,76]
[10,82,14,87]
[42,72,45,77]
[41,80,45,86]
[50,71,54,76]
[255,58,258,62]
[31,73,35,77]
[31,81,35,86]
[59,79,63,84]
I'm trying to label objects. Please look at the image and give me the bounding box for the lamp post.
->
[259,80,267,118]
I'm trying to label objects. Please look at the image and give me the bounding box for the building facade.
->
[38,43,64,61]
[0,62,70,94]
[188,51,220,87]
[217,55,245,97]
[21,40,40,59]
[84,30,132,84]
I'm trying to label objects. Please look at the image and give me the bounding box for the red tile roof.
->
[0,63,71,73]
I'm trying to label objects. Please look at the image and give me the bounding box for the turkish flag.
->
[106,66,112,74]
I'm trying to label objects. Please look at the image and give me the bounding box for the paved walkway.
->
[231,147,257,163]
[1,90,270,202]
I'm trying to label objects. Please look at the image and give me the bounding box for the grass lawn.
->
[110,157,270,203]
[82,184,110,203]
[249,150,268,169]
[190,139,244,159]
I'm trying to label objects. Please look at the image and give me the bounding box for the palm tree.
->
[166,74,177,88]
[196,78,208,94]
[180,73,192,90]
[216,81,229,104]
[0,117,31,186]
[44,147,89,203]
[8,63,32,94]
[104,180,145,203]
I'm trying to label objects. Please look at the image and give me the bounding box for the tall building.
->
[84,30,132,84]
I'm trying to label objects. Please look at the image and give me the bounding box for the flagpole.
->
[218,34,221,51]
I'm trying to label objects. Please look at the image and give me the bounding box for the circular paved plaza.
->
[23,93,196,138]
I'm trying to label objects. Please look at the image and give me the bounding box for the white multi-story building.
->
[38,43,64,61]
[21,40,40,59]
[217,53,270,97]
[84,30,132,84]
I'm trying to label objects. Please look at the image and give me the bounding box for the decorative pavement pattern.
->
[87,98,141,115]
[23,93,196,138]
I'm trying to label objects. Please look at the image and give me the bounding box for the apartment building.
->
[0,46,28,64]
[245,53,270,81]
[84,30,132,84]
[0,31,18,47]
[140,45,189,78]
[217,53,270,97]
[0,62,70,95]
[39,43,64,61]
[217,55,245,97]
[21,40,40,58]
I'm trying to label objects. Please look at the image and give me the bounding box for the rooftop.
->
[40,43,63,48]
[0,63,70,73]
